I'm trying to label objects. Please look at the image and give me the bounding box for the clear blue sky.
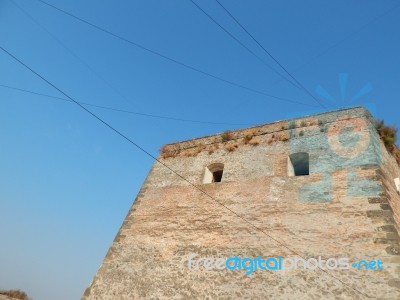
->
[0,0,399,299]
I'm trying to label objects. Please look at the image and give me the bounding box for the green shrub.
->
[375,119,398,151]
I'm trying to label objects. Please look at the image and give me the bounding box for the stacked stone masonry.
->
[83,107,400,299]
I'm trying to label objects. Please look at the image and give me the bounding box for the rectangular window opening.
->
[288,152,310,177]
[212,170,223,182]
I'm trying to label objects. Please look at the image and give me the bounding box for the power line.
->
[0,45,371,299]
[188,0,303,92]
[0,83,251,126]
[10,0,132,108]
[7,0,249,126]
[211,0,326,108]
[251,1,400,91]
[288,2,400,72]
[34,0,317,108]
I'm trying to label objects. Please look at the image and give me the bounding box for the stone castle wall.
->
[83,107,400,299]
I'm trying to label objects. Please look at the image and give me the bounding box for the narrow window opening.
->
[213,170,223,182]
[288,152,309,176]
[203,163,224,184]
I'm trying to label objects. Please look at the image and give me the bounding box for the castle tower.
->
[83,107,400,299]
